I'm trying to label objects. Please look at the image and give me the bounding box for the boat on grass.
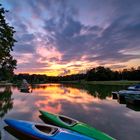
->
[118,90,140,94]
[116,91,140,102]
[112,84,140,99]
[39,110,115,140]
[112,90,140,100]
[127,84,140,91]
[4,119,93,140]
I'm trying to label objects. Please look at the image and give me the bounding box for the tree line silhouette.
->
[13,66,140,84]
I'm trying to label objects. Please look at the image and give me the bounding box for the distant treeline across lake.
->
[13,66,140,84]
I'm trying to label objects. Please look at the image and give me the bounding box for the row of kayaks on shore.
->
[4,110,116,140]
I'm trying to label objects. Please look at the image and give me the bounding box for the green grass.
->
[60,80,140,85]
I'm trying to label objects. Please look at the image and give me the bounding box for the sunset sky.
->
[1,0,140,76]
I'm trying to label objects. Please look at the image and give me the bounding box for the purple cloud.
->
[1,0,140,75]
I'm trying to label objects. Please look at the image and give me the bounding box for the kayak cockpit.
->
[58,116,77,126]
[35,125,58,135]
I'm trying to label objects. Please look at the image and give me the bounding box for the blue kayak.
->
[5,119,94,140]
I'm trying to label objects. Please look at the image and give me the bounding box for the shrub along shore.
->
[59,80,140,85]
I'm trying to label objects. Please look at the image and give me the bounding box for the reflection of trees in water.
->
[0,86,13,118]
[31,84,61,90]
[31,84,48,90]
[63,84,128,99]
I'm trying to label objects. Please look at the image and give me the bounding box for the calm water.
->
[0,84,140,140]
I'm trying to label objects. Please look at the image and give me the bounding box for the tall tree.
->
[0,4,17,80]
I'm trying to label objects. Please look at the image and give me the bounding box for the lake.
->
[0,84,140,140]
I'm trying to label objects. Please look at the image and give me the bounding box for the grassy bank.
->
[60,80,140,85]
[0,80,140,86]
[0,82,13,86]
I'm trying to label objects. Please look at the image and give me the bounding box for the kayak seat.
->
[59,116,77,126]
[35,125,58,135]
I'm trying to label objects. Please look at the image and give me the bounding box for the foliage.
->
[86,66,140,81]
[86,66,118,81]
[0,4,17,80]
[13,66,140,84]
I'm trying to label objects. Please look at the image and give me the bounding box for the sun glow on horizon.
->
[14,58,140,76]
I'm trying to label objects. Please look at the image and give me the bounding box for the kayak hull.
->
[5,119,93,140]
[40,110,115,140]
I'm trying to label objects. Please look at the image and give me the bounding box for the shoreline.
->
[0,80,140,86]
[59,80,140,85]
[0,83,13,86]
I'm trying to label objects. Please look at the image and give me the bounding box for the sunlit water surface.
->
[0,84,140,140]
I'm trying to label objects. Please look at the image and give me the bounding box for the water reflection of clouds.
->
[124,110,140,119]
[2,84,140,140]
[60,100,140,140]
[34,85,102,114]
[33,84,140,140]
